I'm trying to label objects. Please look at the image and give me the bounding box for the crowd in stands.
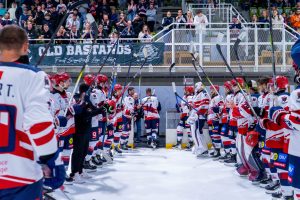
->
[245,0,300,33]
[0,0,160,43]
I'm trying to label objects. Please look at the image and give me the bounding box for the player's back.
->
[0,62,57,189]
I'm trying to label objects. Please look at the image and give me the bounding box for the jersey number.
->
[0,105,17,153]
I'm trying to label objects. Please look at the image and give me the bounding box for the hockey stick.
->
[216,44,258,119]
[36,0,87,66]
[169,62,176,74]
[63,13,98,117]
[267,0,277,87]
[172,82,197,112]
[119,47,149,104]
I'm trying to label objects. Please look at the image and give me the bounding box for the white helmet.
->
[195,82,204,92]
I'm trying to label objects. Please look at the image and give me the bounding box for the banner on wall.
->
[29,43,165,66]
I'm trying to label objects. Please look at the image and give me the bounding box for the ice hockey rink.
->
[56,148,271,200]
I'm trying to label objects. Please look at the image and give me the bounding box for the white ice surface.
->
[62,148,270,200]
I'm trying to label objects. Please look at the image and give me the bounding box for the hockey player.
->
[261,76,293,199]
[219,81,234,161]
[142,88,160,148]
[188,82,210,157]
[207,85,224,159]
[51,73,75,174]
[0,25,63,199]
[224,78,246,166]
[174,86,194,150]
[112,84,124,154]
[122,87,135,150]
[94,74,113,164]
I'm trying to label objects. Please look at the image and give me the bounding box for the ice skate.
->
[83,160,97,172]
[265,181,280,194]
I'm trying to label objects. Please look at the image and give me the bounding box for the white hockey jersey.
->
[123,95,135,118]
[192,90,209,120]
[142,95,160,120]
[0,62,57,189]
[179,95,193,119]
[221,93,234,124]
[207,94,224,123]
[281,86,300,157]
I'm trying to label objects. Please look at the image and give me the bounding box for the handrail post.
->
[172,29,175,67]
[282,24,286,72]
[254,25,258,72]
[226,26,230,71]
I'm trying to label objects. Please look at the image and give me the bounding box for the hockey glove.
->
[269,106,289,125]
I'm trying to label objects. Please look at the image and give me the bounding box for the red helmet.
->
[60,72,71,81]
[185,86,194,94]
[224,81,232,90]
[210,85,219,92]
[114,84,122,91]
[84,74,95,86]
[231,77,244,87]
[107,99,116,110]
[275,75,289,90]
[96,74,108,84]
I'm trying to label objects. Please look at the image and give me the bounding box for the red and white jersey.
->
[258,92,274,118]
[280,86,300,157]
[221,93,234,124]
[273,91,290,111]
[123,95,135,117]
[192,90,209,119]
[0,63,57,189]
[229,91,246,126]
[113,96,123,125]
[50,88,69,117]
[142,95,160,120]
[261,119,285,150]
[179,95,193,119]
[207,94,224,123]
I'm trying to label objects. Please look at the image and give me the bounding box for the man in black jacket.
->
[133,92,143,143]
[69,83,106,183]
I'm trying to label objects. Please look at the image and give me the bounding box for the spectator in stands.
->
[78,2,89,21]
[1,13,13,27]
[110,7,119,24]
[41,3,47,14]
[26,21,38,41]
[0,3,6,17]
[137,0,147,18]
[122,20,136,40]
[66,13,80,31]
[258,9,269,28]
[16,3,26,23]
[57,0,67,11]
[38,23,52,40]
[35,6,45,27]
[273,0,287,8]
[43,12,54,32]
[101,13,114,37]
[116,12,128,32]
[194,10,208,30]
[8,2,17,21]
[96,0,112,21]
[66,25,81,44]
[97,24,108,42]
[50,5,59,28]
[162,11,174,33]
[19,7,29,28]
[146,3,156,32]
[175,9,186,28]
[138,24,152,42]
[127,0,137,21]
[55,26,67,44]
[290,8,300,29]
[272,9,284,28]
[250,14,258,26]
[229,15,241,29]
[82,22,94,43]
[132,14,144,37]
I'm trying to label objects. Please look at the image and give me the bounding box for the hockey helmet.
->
[210,85,219,92]
[114,84,122,91]
[275,75,289,90]
[231,77,245,88]
[84,74,95,86]
[96,74,108,85]
[185,86,194,94]
[195,82,204,91]
[223,81,232,91]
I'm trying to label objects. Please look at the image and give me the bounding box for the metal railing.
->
[155,22,298,72]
